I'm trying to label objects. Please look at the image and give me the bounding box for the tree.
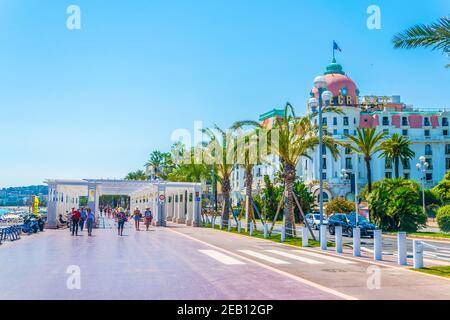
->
[201,125,235,226]
[392,16,450,68]
[325,197,355,216]
[167,144,210,183]
[432,171,450,204]
[145,150,172,180]
[271,103,340,237]
[436,205,450,233]
[125,170,147,181]
[366,179,427,232]
[230,121,265,230]
[345,128,386,194]
[379,133,415,178]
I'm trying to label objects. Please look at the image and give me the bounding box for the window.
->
[323,117,327,126]
[446,158,450,170]
[322,145,327,155]
[404,173,410,179]
[383,129,389,135]
[322,158,327,169]
[446,144,450,155]
[333,117,337,126]
[322,172,327,180]
[425,144,432,155]
[343,117,349,126]
[424,129,430,137]
[333,129,338,135]
[344,129,349,135]
[443,118,449,126]
[385,172,392,179]
[354,118,356,124]
[305,160,308,170]
[402,117,408,126]
[345,147,352,155]
[402,159,410,170]
[424,117,431,126]
[385,159,392,169]
[402,129,408,136]
[427,158,433,170]
[444,130,448,137]
[426,173,433,181]
[345,158,352,170]
[382,117,389,126]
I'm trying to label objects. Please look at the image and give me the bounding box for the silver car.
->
[305,213,329,230]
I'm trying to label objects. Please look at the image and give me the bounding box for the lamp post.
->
[308,76,332,249]
[416,156,429,215]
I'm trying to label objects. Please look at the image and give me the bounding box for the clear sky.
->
[0,0,449,187]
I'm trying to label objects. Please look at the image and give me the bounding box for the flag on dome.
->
[333,41,342,52]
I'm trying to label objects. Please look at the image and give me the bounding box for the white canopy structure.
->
[45,179,203,228]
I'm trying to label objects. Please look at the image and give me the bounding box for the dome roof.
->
[311,59,359,107]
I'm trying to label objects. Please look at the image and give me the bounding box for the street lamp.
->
[308,75,332,250]
[416,156,429,215]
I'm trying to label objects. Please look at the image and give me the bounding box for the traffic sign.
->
[159,195,166,202]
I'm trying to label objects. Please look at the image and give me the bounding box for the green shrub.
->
[437,205,450,233]
[325,197,355,216]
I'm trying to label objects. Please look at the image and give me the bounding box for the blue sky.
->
[0,0,449,187]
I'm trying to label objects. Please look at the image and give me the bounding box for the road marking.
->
[199,250,245,265]
[266,250,324,264]
[238,250,290,265]
[293,250,356,264]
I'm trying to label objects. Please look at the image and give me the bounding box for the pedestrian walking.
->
[70,208,81,236]
[79,207,87,232]
[117,210,127,236]
[133,208,142,231]
[144,208,153,231]
[86,208,95,236]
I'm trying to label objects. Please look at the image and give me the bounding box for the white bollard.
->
[302,226,309,247]
[320,224,327,251]
[228,220,231,232]
[219,217,223,230]
[238,221,242,233]
[249,222,254,236]
[413,240,424,269]
[212,217,215,229]
[335,226,343,254]
[281,226,286,242]
[264,223,268,239]
[397,232,407,266]
[353,227,361,257]
[373,229,382,261]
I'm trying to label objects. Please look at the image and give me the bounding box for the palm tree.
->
[125,170,147,181]
[345,128,386,194]
[201,125,235,226]
[393,16,450,67]
[379,133,415,178]
[230,121,265,230]
[272,103,340,236]
[145,150,171,180]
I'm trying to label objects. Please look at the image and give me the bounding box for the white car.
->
[305,213,329,230]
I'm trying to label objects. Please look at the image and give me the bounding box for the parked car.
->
[328,213,377,238]
[305,213,329,230]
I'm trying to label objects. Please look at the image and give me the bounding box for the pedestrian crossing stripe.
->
[199,250,245,265]
[238,250,290,265]
[266,250,324,264]
[292,250,356,264]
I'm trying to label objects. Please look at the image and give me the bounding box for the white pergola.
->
[45,179,203,229]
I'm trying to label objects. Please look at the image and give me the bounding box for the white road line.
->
[199,250,245,265]
[266,250,324,264]
[238,250,290,265]
[293,250,356,264]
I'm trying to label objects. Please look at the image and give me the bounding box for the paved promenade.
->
[0,220,449,300]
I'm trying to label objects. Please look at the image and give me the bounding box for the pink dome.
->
[311,60,359,107]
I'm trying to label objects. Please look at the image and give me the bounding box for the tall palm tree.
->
[272,103,340,236]
[393,16,450,67]
[345,128,386,194]
[145,150,171,180]
[230,121,265,230]
[379,133,415,178]
[201,124,235,226]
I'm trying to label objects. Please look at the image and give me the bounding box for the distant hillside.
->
[0,185,48,206]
